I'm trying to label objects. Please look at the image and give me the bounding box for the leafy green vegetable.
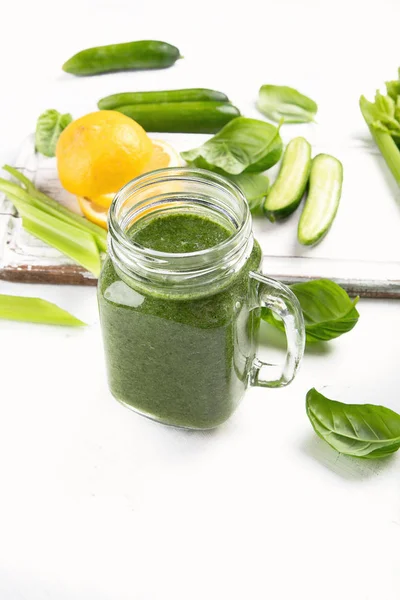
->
[385,80,400,101]
[1,166,107,252]
[181,117,282,175]
[35,109,73,157]
[262,279,359,343]
[0,294,85,326]
[374,90,395,117]
[360,92,400,135]
[360,96,400,185]
[225,173,269,212]
[5,190,101,276]
[306,388,400,459]
[360,77,400,187]
[257,85,317,123]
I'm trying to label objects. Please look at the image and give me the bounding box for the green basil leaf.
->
[181,117,283,175]
[262,279,359,343]
[385,80,400,101]
[306,388,400,459]
[257,85,317,124]
[35,109,73,157]
[225,173,269,212]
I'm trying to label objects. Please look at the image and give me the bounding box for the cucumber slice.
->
[263,137,311,221]
[298,153,343,246]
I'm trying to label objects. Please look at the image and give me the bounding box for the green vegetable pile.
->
[36,45,343,248]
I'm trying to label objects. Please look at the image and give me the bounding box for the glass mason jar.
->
[98,168,305,429]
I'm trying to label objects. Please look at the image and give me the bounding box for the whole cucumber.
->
[115,102,241,133]
[62,40,181,76]
[264,137,312,221]
[98,88,229,110]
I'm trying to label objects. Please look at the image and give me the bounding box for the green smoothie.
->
[131,213,231,253]
[98,212,262,429]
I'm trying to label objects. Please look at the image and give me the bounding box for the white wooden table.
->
[1,1,400,598]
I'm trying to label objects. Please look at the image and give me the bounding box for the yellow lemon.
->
[92,193,115,209]
[144,139,181,173]
[77,197,109,230]
[56,111,153,198]
[81,140,182,227]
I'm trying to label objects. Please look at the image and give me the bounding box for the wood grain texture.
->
[0,265,97,286]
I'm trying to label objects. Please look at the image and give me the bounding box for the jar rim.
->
[107,167,254,298]
[108,166,251,260]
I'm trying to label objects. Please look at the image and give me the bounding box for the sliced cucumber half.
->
[298,153,343,246]
[263,136,311,221]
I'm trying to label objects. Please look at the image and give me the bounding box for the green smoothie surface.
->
[129,212,233,253]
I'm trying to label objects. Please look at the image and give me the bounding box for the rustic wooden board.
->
[0,264,97,286]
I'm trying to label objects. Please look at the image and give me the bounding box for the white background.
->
[1,0,400,598]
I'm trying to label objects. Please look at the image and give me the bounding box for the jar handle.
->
[249,272,305,388]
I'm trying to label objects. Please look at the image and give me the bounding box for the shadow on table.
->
[300,433,396,481]
[124,400,237,460]
[258,321,334,356]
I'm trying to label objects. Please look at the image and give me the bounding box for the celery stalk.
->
[1,166,36,191]
[1,165,108,252]
[7,191,101,276]
[0,177,103,245]
[360,93,400,187]
[0,294,86,326]
[368,126,400,186]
